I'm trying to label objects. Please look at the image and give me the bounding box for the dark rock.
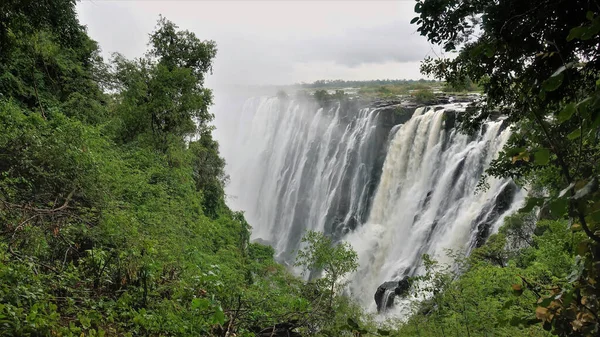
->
[473,182,518,247]
[395,277,410,296]
[443,110,457,131]
[252,238,274,247]
[374,277,411,312]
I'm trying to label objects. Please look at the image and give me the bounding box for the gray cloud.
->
[77,1,438,86]
[290,21,430,67]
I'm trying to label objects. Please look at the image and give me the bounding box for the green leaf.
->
[414,2,422,13]
[586,11,594,21]
[410,17,419,24]
[509,316,524,326]
[533,148,550,165]
[549,198,568,217]
[542,73,564,92]
[191,298,210,310]
[211,307,226,325]
[347,318,359,329]
[558,103,576,123]
[567,129,581,140]
[520,197,544,213]
[538,297,553,307]
[590,209,600,222]
[581,25,600,40]
[567,26,587,41]
[502,299,515,309]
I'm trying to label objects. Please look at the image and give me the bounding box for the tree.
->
[412,0,600,334]
[295,230,358,309]
[113,17,217,149]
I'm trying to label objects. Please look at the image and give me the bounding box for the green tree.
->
[412,0,600,334]
[295,230,358,309]
[113,17,217,149]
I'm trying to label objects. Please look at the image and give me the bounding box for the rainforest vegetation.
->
[1,0,600,336]
[0,1,361,336]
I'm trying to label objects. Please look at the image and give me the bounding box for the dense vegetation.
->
[0,1,362,336]
[2,0,599,336]
[390,0,600,336]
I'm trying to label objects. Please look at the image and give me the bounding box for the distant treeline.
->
[297,79,439,88]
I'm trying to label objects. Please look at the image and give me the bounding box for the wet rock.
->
[374,277,411,312]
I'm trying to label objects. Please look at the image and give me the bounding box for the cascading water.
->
[219,95,524,311]
[225,96,403,262]
[345,105,524,310]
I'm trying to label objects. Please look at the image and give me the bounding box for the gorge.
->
[216,94,525,313]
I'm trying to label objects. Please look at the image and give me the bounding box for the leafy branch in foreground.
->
[412,0,600,334]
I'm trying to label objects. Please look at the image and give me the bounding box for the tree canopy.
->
[412,0,600,334]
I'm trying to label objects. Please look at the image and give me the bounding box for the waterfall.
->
[344,105,524,309]
[226,96,397,261]
[220,95,524,310]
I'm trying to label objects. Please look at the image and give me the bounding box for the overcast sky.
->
[77,0,443,88]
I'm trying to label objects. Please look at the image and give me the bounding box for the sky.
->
[76,0,443,88]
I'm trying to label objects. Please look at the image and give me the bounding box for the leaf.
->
[512,283,523,296]
[558,103,576,123]
[211,307,226,325]
[549,198,568,217]
[581,24,600,40]
[509,316,523,326]
[590,209,600,222]
[552,65,567,77]
[414,2,422,13]
[535,306,549,321]
[410,17,419,24]
[567,26,587,41]
[587,11,594,21]
[191,298,210,310]
[542,73,564,92]
[533,148,550,165]
[538,297,553,307]
[347,318,359,329]
[520,197,543,213]
[502,299,515,309]
[567,129,582,140]
[562,291,574,306]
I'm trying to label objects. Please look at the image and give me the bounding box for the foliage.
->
[412,0,600,334]
[111,16,216,150]
[295,231,358,309]
[0,2,367,336]
[391,217,580,337]
[411,88,436,105]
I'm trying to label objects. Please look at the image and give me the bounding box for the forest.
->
[1,0,599,336]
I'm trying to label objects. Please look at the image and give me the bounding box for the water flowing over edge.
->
[218,96,524,312]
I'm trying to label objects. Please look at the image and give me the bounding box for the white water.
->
[219,96,524,311]
[344,106,524,310]
[225,96,388,261]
